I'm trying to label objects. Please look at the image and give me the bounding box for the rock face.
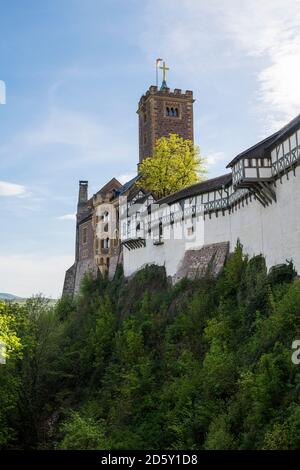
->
[173,242,230,283]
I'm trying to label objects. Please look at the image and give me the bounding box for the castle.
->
[63,70,300,296]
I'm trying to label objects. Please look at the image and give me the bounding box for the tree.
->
[137,134,206,198]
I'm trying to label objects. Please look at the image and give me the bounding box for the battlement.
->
[138,86,193,106]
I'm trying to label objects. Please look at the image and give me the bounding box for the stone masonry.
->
[173,242,230,283]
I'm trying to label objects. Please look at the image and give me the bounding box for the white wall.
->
[205,169,300,271]
[123,167,300,278]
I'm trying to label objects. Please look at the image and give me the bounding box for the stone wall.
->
[173,242,229,283]
[62,263,76,296]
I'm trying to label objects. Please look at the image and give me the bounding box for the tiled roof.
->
[157,173,232,206]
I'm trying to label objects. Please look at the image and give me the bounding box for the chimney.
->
[78,180,88,206]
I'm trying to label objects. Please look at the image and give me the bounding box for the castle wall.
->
[74,217,97,293]
[123,216,205,278]
[205,169,300,271]
[123,168,300,279]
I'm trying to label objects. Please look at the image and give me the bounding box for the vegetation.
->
[137,133,206,198]
[1,246,300,450]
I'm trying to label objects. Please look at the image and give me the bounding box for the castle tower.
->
[137,83,194,164]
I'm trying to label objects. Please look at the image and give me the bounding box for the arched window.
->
[104,223,108,232]
[170,107,175,116]
[166,107,170,116]
[174,108,179,117]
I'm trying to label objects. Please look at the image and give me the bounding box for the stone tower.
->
[137,85,194,164]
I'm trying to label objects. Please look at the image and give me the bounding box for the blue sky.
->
[0,0,299,297]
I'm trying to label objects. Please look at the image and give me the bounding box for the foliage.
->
[1,248,300,450]
[137,133,206,198]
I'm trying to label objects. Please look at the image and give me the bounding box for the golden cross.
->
[159,61,169,82]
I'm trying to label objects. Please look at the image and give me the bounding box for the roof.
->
[94,177,122,196]
[227,113,300,168]
[265,113,300,149]
[117,174,140,196]
[157,173,232,206]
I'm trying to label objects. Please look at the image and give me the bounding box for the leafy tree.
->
[137,133,206,198]
[2,245,300,450]
[58,412,108,450]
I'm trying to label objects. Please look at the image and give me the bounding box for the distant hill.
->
[0,293,24,301]
[0,293,57,305]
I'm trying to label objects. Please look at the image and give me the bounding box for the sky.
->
[0,0,300,298]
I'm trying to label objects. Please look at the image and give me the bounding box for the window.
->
[159,219,163,239]
[144,134,147,145]
[166,106,179,117]
[82,227,87,244]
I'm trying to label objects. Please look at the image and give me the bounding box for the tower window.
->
[165,106,180,117]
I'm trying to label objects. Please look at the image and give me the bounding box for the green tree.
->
[137,133,206,198]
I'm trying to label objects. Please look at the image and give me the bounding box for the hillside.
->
[0,293,24,301]
[1,244,300,450]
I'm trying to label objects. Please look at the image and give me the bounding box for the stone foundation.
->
[173,242,230,283]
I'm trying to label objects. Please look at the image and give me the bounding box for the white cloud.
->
[215,0,300,129]
[142,0,300,131]
[205,151,227,167]
[117,173,136,184]
[57,213,76,221]
[0,181,26,197]
[0,254,74,298]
